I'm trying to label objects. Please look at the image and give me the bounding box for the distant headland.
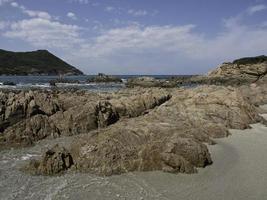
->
[0,49,83,76]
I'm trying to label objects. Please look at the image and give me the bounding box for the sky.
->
[0,0,267,75]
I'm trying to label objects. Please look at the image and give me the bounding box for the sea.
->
[0,75,184,92]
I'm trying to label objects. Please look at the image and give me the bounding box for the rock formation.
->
[126,56,267,88]
[23,83,267,176]
[23,144,74,175]
[126,76,177,88]
[0,88,171,148]
[208,55,267,82]
[87,73,122,83]
[2,56,267,176]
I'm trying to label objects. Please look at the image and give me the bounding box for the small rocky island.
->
[87,73,122,83]
[0,55,267,177]
[0,49,83,76]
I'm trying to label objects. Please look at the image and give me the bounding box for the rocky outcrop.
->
[0,115,60,147]
[126,77,177,88]
[208,56,267,82]
[66,85,263,176]
[25,84,267,176]
[2,81,16,86]
[175,75,254,86]
[0,88,171,148]
[173,56,267,87]
[126,77,161,87]
[87,73,122,83]
[23,144,74,175]
[0,90,60,132]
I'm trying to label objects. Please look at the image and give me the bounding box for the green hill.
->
[233,55,267,65]
[0,49,83,75]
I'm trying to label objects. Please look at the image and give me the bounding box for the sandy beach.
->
[103,117,267,200]
[0,108,266,200]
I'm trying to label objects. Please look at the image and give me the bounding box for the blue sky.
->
[0,0,267,74]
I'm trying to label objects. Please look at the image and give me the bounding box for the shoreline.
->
[1,83,266,175]
[0,111,266,199]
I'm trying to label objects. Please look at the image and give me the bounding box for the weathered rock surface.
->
[208,56,267,83]
[175,75,254,86]
[23,82,267,176]
[0,115,60,147]
[0,90,60,132]
[23,144,74,175]
[126,76,177,88]
[1,68,267,176]
[208,62,267,79]
[66,85,263,176]
[0,88,171,148]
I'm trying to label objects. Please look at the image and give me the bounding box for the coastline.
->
[0,108,266,200]
[1,61,267,198]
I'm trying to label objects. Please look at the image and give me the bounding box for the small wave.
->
[17,83,51,88]
[121,78,127,83]
[0,85,16,89]
[21,154,39,161]
[55,83,90,86]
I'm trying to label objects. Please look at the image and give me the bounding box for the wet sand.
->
[0,112,267,200]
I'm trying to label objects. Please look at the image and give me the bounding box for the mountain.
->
[0,49,83,75]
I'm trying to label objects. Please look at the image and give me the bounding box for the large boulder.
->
[49,103,98,136]
[23,145,74,175]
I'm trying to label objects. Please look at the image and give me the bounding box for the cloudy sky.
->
[0,0,267,74]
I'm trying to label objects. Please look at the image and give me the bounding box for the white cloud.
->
[128,9,148,17]
[69,17,267,74]
[78,24,199,58]
[247,4,267,15]
[1,3,267,74]
[69,0,100,7]
[69,0,89,4]
[105,6,115,12]
[67,12,77,20]
[9,2,52,20]
[10,1,18,7]
[24,10,52,20]
[3,18,83,49]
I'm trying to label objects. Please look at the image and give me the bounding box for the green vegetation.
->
[0,49,83,75]
[233,55,267,65]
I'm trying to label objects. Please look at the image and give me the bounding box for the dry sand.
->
[1,110,267,200]
[105,121,267,200]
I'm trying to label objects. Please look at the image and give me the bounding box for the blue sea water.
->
[0,75,184,92]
